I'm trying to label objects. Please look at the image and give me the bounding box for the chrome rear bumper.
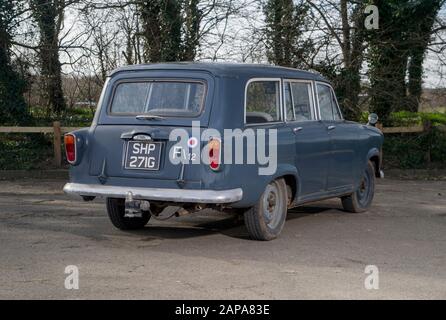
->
[63,183,243,204]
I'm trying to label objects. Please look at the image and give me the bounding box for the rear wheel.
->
[341,161,376,213]
[244,178,288,241]
[106,198,151,230]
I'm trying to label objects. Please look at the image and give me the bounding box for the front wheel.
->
[244,178,288,241]
[341,161,376,213]
[106,198,151,230]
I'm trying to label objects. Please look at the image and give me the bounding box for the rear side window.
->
[317,83,341,121]
[245,80,281,124]
[110,81,205,116]
[284,81,313,121]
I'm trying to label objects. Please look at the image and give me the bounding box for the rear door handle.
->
[327,125,336,130]
[293,127,303,134]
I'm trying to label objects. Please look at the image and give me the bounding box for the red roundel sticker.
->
[187,137,198,148]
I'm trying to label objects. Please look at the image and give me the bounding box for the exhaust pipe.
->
[175,204,207,217]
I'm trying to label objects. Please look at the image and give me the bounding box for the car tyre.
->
[106,198,150,230]
[244,178,288,241]
[341,161,376,213]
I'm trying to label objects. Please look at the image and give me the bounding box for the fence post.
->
[423,119,432,164]
[53,121,62,167]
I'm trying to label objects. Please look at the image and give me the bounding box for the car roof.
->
[109,62,328,82]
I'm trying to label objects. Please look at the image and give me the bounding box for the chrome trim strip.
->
[63,183,243,204]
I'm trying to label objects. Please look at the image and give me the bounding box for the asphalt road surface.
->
[0,177,445,299]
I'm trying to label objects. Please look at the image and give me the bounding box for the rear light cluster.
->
[207,138,221,171]
[64,134,76,164]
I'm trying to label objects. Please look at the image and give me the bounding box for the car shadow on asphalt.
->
[124,205,336,240]
[2,203,342,242]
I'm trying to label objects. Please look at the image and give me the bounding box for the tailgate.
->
[89,125,191,180]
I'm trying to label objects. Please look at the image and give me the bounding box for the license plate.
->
[124,141,162,170]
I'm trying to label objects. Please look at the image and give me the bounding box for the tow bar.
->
[124,191,150,218]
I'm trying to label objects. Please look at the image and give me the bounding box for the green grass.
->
[29,106,94,127]
[389,111,446,126]
[360,110,446,127]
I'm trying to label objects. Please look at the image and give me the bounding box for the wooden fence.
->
[0,121,444,167]
[0,122,83,167]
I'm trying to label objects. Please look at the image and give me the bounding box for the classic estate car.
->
[63,63,384,241]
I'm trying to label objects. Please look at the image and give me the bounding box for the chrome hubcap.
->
[267,192,277,212]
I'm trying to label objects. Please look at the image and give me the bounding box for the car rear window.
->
[110,81,205,116]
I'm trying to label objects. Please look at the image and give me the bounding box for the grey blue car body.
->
[64,63,384,240]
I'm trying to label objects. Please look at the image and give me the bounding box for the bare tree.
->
[30,0,80,114]
[305,0,366,120]
[80,5,121,82]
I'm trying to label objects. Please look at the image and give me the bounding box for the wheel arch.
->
[367,148,382,178]
[269,164,300,206]
[231,165,300,208]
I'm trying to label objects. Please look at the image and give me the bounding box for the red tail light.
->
[208,138,221,171]
[64,134,76,163]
